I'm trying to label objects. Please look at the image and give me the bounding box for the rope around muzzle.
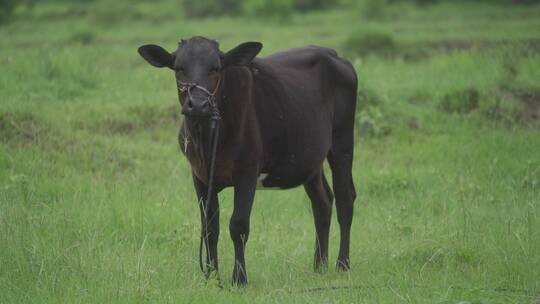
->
[178,76,221,110]
[178,77,222,277]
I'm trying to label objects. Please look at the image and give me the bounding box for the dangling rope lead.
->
[177,76,222,277]
[178,76,223,277]
[199,109,220,276]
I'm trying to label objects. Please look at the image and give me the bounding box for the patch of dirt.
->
[407,117,420,130]
[346,37,540,62]
[438,88,480,114]
[514,90,540,127]
[422,39,540,52]
[499,87,540,127]
[437,87,539,128]
[0,112,50,145]
[533,290,540,304]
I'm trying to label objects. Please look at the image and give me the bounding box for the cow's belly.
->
[258,148,329,189]
[256,173,279,190]
[258,165,319,189]
[258,124,332,189]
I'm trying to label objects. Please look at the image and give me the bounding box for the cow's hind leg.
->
[304,170,333,272]
[327,131,356,271]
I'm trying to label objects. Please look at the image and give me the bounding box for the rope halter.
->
[177,76,222,109]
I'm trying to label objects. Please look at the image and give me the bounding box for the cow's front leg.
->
[193,173,220,276]
[230,167,257,286]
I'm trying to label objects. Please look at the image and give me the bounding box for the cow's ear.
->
[138,44,175,69]
[223,42,262,66]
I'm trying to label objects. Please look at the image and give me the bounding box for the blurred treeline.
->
[2,0,540,24]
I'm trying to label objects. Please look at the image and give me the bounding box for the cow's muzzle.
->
[177,80,219,118]
[182,98,212,117]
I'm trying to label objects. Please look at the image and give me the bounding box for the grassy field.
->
[1,1,540,303]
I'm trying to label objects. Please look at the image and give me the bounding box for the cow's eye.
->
[209,67,219,73]
[176,67,184,74]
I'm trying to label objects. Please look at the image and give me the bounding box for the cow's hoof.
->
[232,279,247,287]
[205,272,222,289]
[232,273,248,287]
[314,261,328,273]
[336,259,350,271]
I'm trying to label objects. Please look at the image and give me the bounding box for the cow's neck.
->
[183,116,219,165]
[183,118,212,148]
[182,95,242,153]
[181,66,257,179]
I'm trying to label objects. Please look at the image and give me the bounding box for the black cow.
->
[138,36,357,286]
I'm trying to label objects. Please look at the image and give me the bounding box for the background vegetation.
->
[1,0,540,303]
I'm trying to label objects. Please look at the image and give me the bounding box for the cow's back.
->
[256,46,357,123]
[250,46,357,188]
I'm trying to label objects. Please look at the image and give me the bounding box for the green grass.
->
[1,1,540,303]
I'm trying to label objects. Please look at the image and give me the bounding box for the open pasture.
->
[1,1,540,302]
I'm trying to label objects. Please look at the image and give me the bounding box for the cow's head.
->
[138,37,262,118]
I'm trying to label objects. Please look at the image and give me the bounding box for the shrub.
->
[439,88,524,127]
[180,0,242,18]
[242,0,293,18]
[360,0,389,19]
[438,89,480,114]
[68,29,96,45]
[180,0,335,18]
[413,0,439,5]
[511,0,540,3]
[355,87,391,138]
[89,0,138,24]
[0,0,20,24]
[293,0,328,11]
[386,0,446,4]
[343,31,397,59]
[407,90,432,105]
[357,86,384,111]
[356,106,391,138]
